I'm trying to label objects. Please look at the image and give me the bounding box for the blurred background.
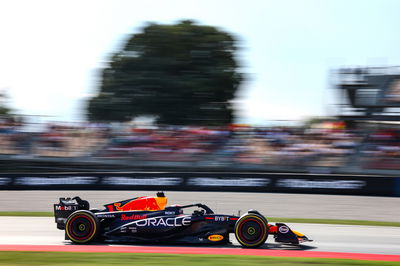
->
[1,0,400,175]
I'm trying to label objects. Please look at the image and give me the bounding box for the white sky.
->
[1,0,400,125]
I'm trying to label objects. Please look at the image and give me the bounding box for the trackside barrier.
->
[0,172,398,197]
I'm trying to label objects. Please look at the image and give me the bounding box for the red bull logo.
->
[121,214,147,221]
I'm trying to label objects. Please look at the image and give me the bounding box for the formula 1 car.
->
[54,192,312,248]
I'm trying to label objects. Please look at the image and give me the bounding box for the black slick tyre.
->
[234,213,268,248]
[65,210,99,244]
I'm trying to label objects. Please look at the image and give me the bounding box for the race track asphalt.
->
[1,190,399,221]
[0,217,399,255]
[1,190,399,256]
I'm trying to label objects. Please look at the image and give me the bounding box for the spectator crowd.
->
[0,118,398,171]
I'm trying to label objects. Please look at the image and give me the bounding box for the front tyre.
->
[234,213,268,248]
[65,210,99,244]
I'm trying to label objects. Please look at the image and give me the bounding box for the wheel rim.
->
[236,216,266,246]
[67,214,95,241]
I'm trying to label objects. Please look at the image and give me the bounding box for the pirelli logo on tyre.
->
[208,234,224,241]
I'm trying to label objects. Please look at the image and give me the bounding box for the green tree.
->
[0,91,11,116]
[87,20,243,125]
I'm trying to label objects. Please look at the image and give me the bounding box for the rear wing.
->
[54,197,90,229]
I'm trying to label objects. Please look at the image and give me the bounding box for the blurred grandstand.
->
[0,117,394,174]
[1,66,400,174]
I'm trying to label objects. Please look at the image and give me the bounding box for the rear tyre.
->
[234,213,268,248]
[65,210,99,244]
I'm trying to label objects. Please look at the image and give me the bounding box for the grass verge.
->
[0,252,398,266]
[1,211,399,227]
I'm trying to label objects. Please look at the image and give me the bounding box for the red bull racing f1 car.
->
[54,192,312,248]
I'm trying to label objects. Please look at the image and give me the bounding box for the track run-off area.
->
[0,191,399,261]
